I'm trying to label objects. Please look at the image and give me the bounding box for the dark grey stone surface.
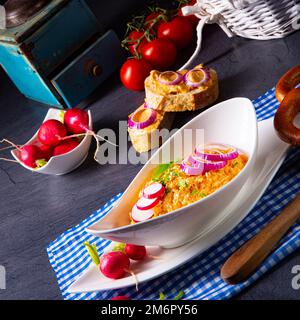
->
[0,1,299,300]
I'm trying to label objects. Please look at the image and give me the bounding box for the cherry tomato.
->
[178,0,199,27]
[142,39,177,70]
[120,58,153,91]
[127,31,147,56]
[158,16,194,50]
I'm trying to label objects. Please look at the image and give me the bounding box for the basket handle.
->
[181,2,233,69]
[179,16,209,70]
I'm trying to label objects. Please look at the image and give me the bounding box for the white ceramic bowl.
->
[11,108,92,175]
[86,98,258,248]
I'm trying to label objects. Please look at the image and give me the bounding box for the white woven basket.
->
[181,0,300,68]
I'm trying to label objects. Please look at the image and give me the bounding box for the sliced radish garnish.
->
[143,183,165,199]
[136,196,160,210]
[131,205,154,222]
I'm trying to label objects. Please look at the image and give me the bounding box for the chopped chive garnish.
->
[191,189,199,196]
[178,180,188,189]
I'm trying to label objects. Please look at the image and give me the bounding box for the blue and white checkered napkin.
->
[47,88,300,300]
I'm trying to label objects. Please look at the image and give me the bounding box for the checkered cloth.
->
[47,88,300,300]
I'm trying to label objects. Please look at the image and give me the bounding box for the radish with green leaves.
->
[84,241,138,290]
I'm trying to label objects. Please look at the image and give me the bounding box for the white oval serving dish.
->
[11,108,92,175]
[68,117,290,294]
[86,98,258,248]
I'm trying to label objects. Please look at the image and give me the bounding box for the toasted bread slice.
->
[144,65,219,112]
[128,105,175,153]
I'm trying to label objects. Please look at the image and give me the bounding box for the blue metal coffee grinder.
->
[0,0,125,108]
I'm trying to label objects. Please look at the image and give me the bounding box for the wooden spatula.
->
[221,193,300,285]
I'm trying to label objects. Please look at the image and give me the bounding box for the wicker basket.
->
[181,0,300,68]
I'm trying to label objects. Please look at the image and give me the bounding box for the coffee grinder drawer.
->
[51,30,125,108]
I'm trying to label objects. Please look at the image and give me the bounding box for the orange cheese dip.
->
[131,147,248,221]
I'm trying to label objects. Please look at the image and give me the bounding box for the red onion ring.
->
[195,144,239,162]
[158,71,183,86]
[180,160,205,176]
[187,154,227,171]
[183,68,210,88]
[128,108,157,130]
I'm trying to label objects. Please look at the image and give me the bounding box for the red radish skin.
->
[100,251,130,280]
[111,295,131,300]
[143,183,165,199]
[136,196,160,210]
[18,145,44,168]
[53,138,79,156]
[64,109,90,134]
[125,244,147,261]
[62,108,117,165]
[0,139,44,167]
[38,119,67,146]
[38,144,53,160]
[84,241,138,291]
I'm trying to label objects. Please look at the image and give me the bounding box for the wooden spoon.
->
[221,193,300,285]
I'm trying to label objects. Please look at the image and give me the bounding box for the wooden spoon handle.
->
[221,193,300,285]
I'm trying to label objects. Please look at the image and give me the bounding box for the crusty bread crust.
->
[128,105,175,153]
[145,68,219,112]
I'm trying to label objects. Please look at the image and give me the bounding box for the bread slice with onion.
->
[144,64,219,112]
[128,105,175,153]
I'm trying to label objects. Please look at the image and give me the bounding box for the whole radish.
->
[1,109,116,168]
[111,295,131,300]
[64,109,90,134]
[63,108,117,164]
[125,244,147,261]
[53,138,79,156]
[84,241,130,279]
[18,144,44,168]
[38,119,67,146]
[0,139,47,168]
[100,251,130,279]
[38,144,53,160]
[84,241,138,290]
